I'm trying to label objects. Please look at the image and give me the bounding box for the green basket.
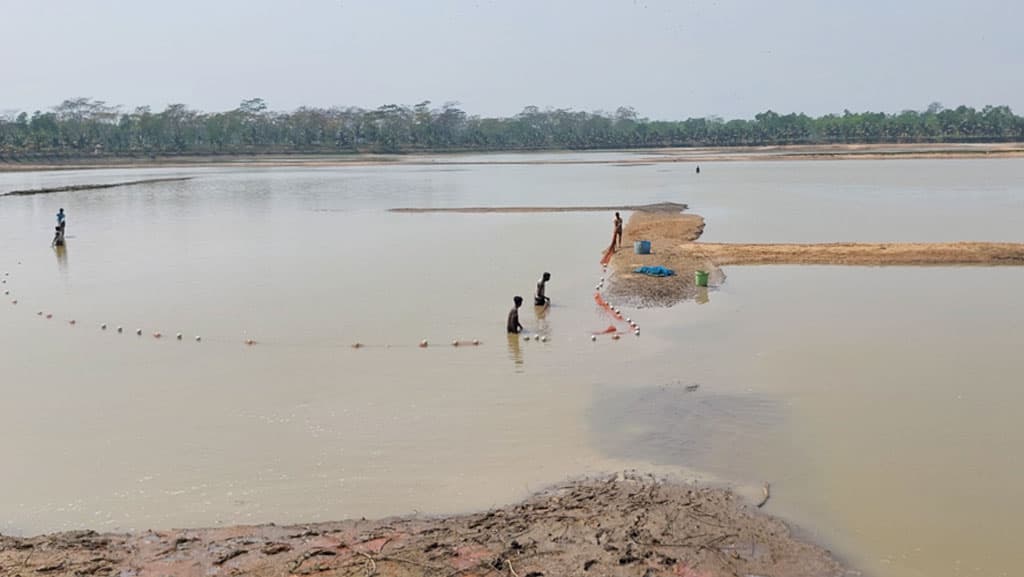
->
[694,270,709,287]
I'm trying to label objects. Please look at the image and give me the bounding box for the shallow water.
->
[1,156,1023,577]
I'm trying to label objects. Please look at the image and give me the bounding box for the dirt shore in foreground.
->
[0,475,846,577]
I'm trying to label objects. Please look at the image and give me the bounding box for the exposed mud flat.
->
[1,177,192,196]
[390,202,688,214]
[0,475,846,577]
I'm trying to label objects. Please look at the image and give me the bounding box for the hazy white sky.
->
[2,0,1020,119]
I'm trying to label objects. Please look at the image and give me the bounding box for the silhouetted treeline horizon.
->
[2,98,1022,159]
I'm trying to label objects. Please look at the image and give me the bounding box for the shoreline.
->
[2,142,1023,172]
[0,475,847,577]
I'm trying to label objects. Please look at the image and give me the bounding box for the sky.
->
[1,0,1021,120]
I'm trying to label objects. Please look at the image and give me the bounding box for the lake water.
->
[2,156,1023,577]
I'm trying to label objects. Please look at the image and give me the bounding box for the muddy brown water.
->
[2,156,1023,577]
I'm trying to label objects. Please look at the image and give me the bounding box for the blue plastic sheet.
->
[633,266,675,277]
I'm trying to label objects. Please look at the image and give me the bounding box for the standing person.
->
[534,272,551,306]
[53,208,67,246]
[507,296,524,334]
[613,212,623,249]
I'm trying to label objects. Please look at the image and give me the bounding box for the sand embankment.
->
[0,475,844,577]
[390,202,687,214]
[1,177,191,196]
[605,209,1024,306]
[679,241,1024,266]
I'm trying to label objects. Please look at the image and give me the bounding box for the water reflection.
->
[54,244,68,275]
[695,286,710,305]
[532,304,550,335]
[506,333,523,370]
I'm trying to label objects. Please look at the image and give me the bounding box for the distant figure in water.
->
[613,212,623,249]
[535,272,552,306]
[696,165,701,174]
[507,296,524,333]
[53,208,67,246]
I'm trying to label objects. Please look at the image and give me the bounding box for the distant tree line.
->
[1,98,1022,160]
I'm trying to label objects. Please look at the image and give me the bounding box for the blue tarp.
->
[634,265,675,277]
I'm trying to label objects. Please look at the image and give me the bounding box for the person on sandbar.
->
[507,296,524,334]
[613,212,623,249]
[535,272,551,306]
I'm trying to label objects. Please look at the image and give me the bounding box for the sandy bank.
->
[605,210,1024,307]
[679,241,1024,266]
[0,475,844,577]
[605,211,716,307]
[390,202,687,214]
[2,143,1023,172]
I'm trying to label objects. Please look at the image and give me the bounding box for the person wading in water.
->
[507,296,524,334]
[534,272,551,306]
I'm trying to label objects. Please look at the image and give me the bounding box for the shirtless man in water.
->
[507,296,524,334]
[613,212,623,249]
[534,272,551,306]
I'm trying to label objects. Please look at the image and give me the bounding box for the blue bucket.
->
[634,240,651,254]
